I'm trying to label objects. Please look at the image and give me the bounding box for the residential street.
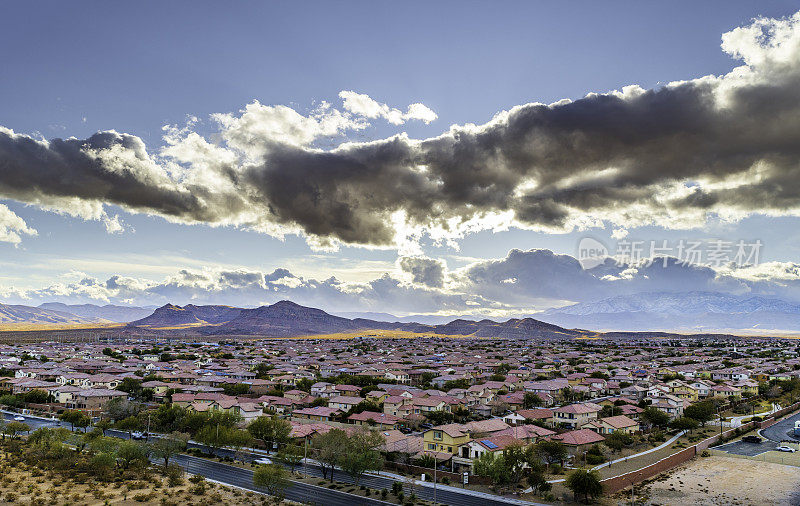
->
[761,410,800,442]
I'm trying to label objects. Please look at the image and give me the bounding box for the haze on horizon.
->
[3,2,800,321]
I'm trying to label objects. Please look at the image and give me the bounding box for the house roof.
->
[551,428,605,446]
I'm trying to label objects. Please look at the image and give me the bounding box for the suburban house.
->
[66,388,127,413]
[583,415,640,434]
[552,402,602,429]
[423,424,469,455]
[347,411,400,429]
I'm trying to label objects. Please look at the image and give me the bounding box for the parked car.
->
[253,457,273,465]
[742,435,762,443]
[131,431,147,440]
[13,416,25,421]
[775,445,797,453]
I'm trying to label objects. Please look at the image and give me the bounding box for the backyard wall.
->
[601,401,800,495]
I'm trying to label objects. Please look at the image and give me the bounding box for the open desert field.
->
[640,455,800,506]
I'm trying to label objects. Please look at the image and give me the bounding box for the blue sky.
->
[3,2,800,314]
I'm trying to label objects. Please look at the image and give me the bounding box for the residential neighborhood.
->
[2,333,800,503]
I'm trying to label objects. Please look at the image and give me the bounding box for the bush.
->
[166,464,184,487]
[189,474,205,484]
[586,453,605,465]
[550,463,562,474]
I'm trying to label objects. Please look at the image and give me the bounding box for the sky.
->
[3,1,800,316]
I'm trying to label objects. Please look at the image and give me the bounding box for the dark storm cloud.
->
[1,13,800,246]
[398,256,446,287]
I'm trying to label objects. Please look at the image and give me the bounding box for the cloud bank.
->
[1,13,800,250]
[7,248,800,318]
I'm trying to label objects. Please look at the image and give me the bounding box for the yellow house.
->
[423,424,469,455]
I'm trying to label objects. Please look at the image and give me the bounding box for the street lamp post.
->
[433,461,437,506]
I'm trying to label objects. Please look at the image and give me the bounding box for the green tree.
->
[253,464,289,499]
[247,415,291,450]
[222,383,250,396]
[340,429,385,485]
[312,428,349,480]
[473,452,509,486]
[527,459,551,494]
[22,389,50,404]
[503,443,529,485]
[117,440,149,470]
[640,407,670,430]
[196,424,251,450]
[684,401,715,427]
[523,392,543,409]
[535,439,568,468]
[5,421,30,438]
[150,431,190,468]
[669,417,699,433]
[106,397,142,421]
[95,419,112,436]
[116,377,143,398]
[60,410,91,432]
[90,452,117,481]
[115,416,142,439]
[277,443,304,472]
[565,468,603,503]
[604,431,633,453]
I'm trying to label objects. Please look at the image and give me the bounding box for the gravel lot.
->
[642,455,800,505]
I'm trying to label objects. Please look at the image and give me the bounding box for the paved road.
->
[715,439,779,456]
[1,410,61,431]
[176,442,532,506]
[5,413,537,506]
[174,454,390,506]
[761,410,800,442]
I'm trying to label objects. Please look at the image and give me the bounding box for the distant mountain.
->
[206,300,390,336]
[127,299,585,339]
[38,303,155,323]
[540,291,800,333]
[129,304,243,328]
[0,303,107,325]
[334,311,478,325]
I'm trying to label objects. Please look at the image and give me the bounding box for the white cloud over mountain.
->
[6,248,800,318]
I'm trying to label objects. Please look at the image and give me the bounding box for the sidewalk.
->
[542,430,686,485]
[372,468,543,506]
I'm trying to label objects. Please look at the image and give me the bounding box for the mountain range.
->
[0,303,108,325]
[38,303,156,323]
[3,290,800,336]
[128,300,589,339]
[539,291,800,333]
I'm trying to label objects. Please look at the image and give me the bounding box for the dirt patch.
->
[0,453,287,506]
[640,455,800,505]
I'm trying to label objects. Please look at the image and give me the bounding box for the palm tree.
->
[565,469,603,504]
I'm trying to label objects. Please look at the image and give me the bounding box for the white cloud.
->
[0,204,36,245]
[339,90,437,125]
